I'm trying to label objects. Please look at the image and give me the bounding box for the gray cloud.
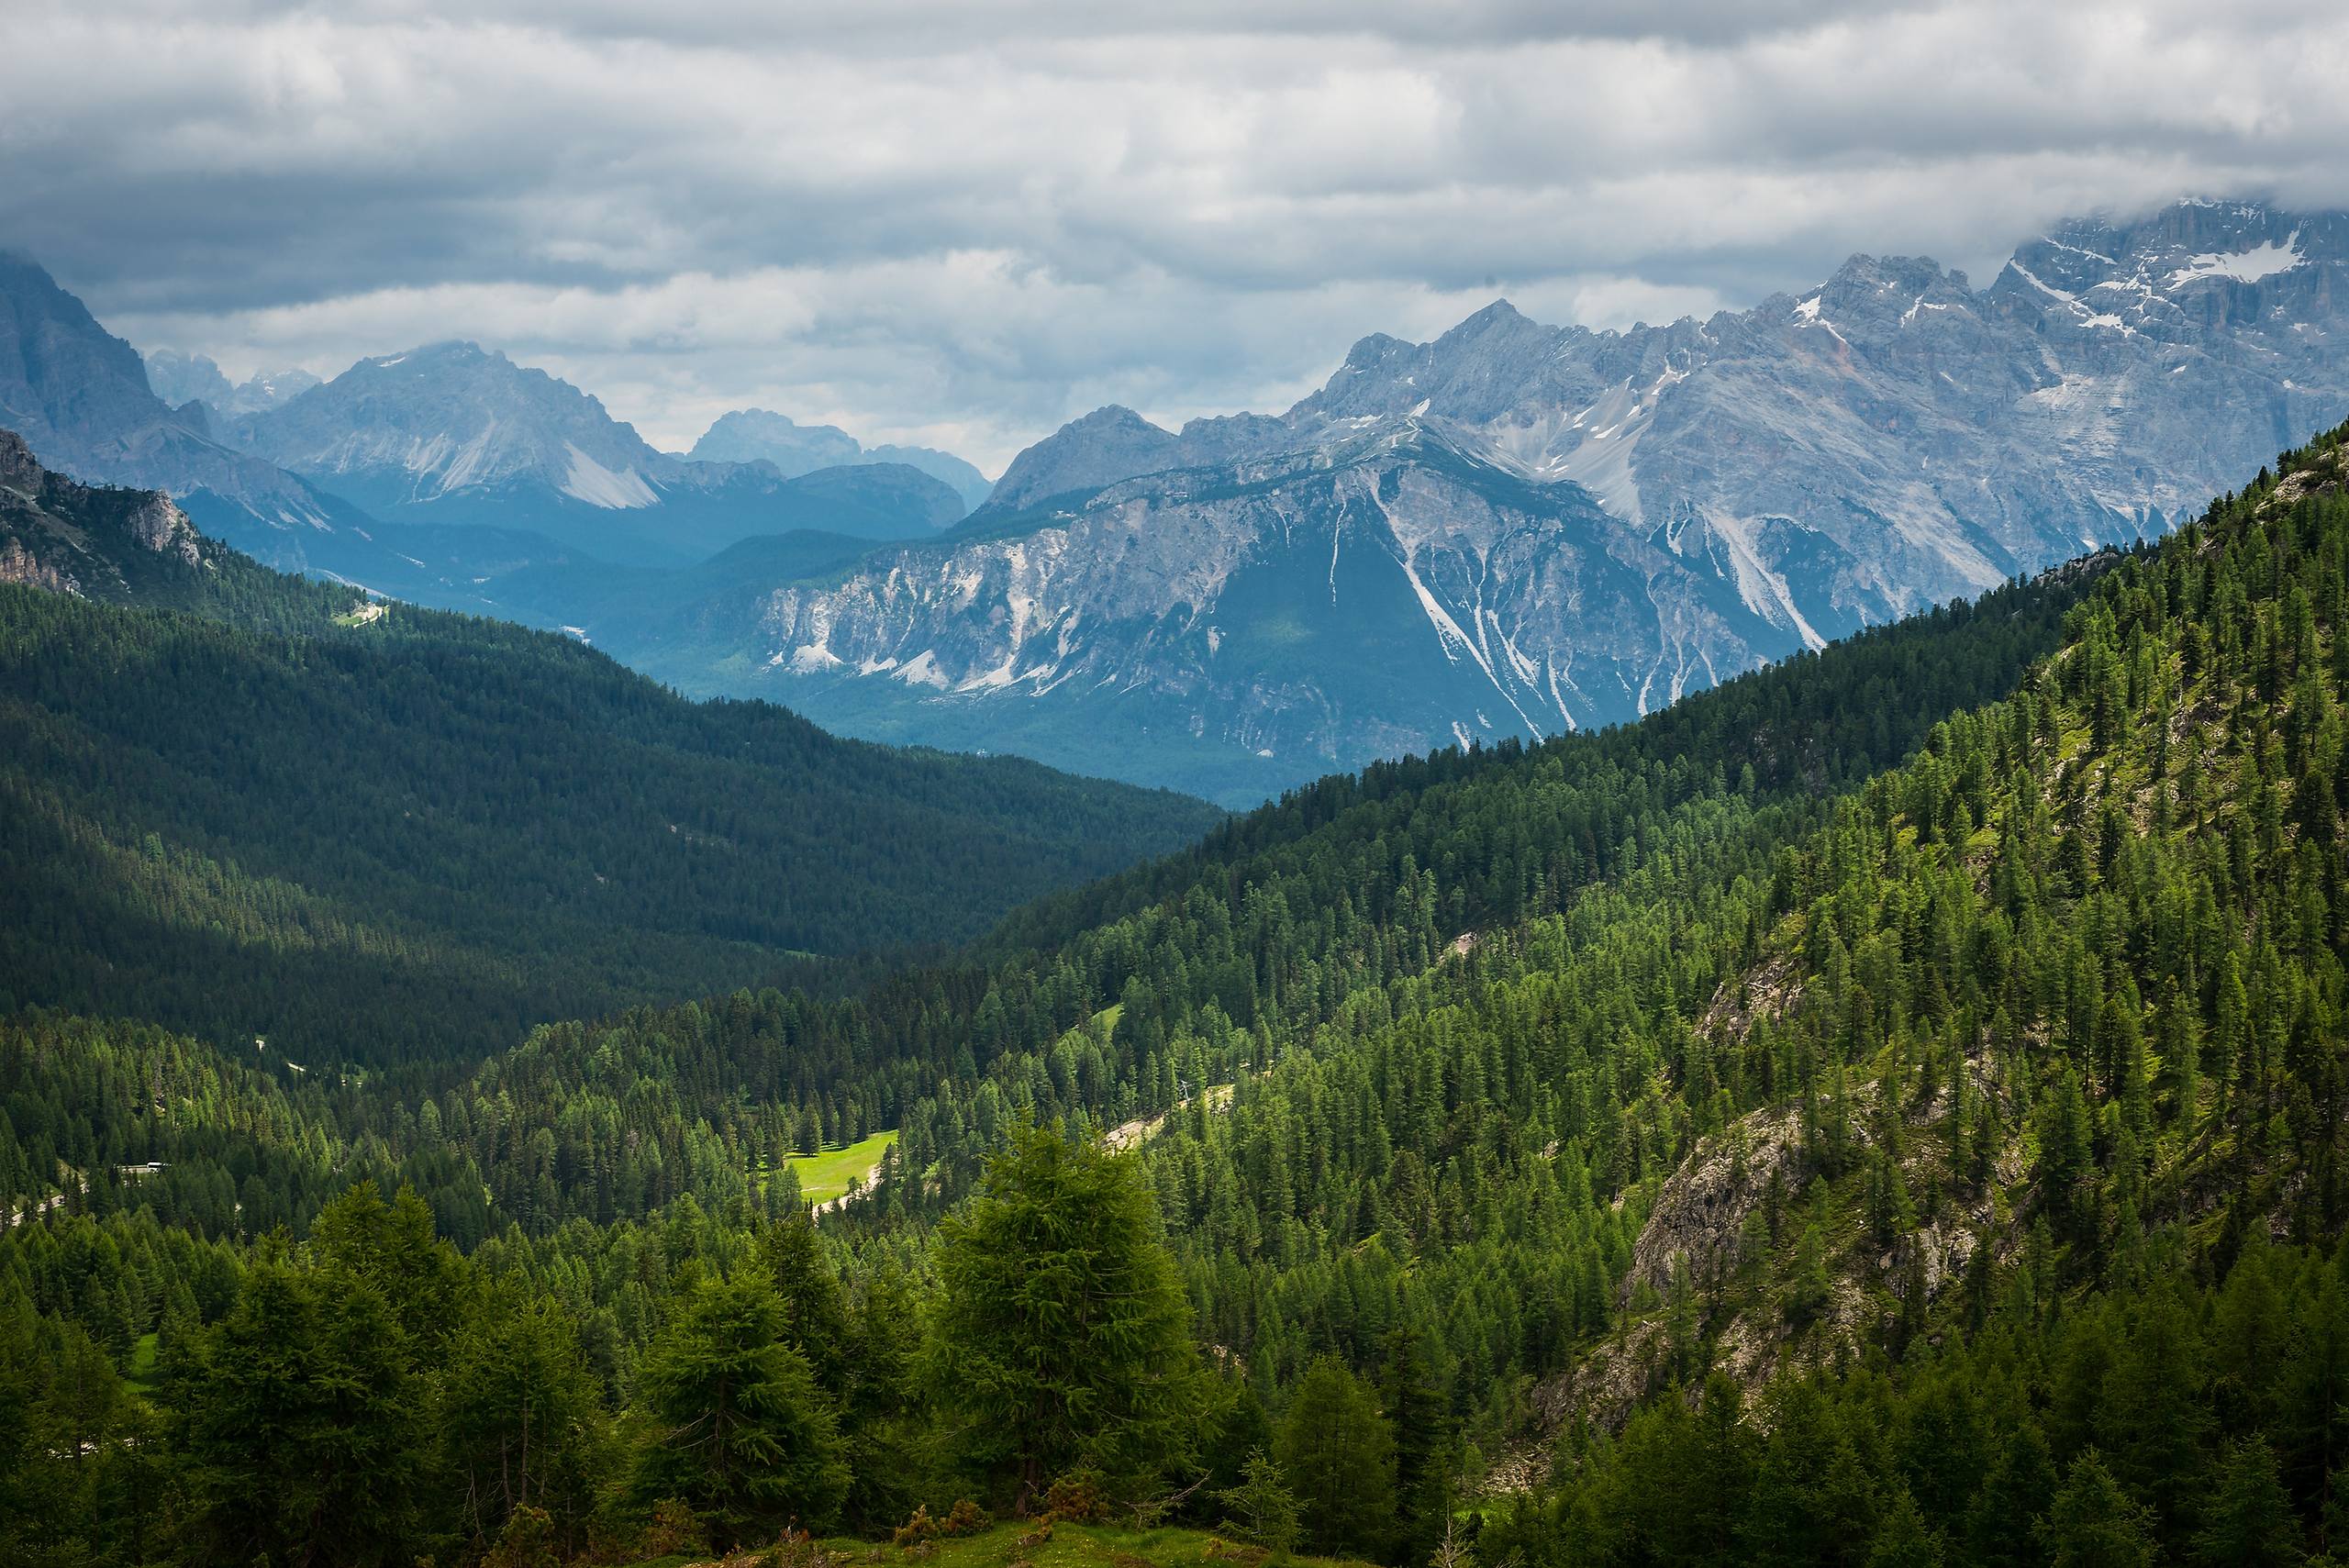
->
[3,0,2343,470]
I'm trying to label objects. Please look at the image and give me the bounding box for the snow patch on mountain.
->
[2168,230,2304,287]
[560,442,659,509]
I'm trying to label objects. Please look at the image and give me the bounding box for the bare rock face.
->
[0,536,76,595]
[125,494,203,566]
[1619,1103,1809,1308]
[0,425,217,599]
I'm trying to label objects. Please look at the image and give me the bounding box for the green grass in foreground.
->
[781,1129,899,1204]
[626,1521,1370,1568]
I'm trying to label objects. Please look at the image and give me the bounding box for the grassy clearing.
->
[126,1331,161,1401]
[782,1129,899,1204]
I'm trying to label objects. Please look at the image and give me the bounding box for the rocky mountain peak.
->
[236,338,674,515]
[145,350,320,417]
[1339,331,1417,372]
[690,408,863,471]
[1439,297,1536,342]
[688,408,992,509]
[0,426,41,487]
[985,404,1186,512]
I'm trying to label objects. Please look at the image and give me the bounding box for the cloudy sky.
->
[5,1,2346,473]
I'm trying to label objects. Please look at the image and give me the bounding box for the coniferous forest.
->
[8,425,2349,1568]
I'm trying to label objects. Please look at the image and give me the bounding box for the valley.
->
[11,391,2349,1563]
[6,17,2349,1555]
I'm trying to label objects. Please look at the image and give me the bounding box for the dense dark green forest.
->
[0,447,1221,1066]
[6,426,2349,1568]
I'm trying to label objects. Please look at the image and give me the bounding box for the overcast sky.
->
[5,0,2346,473]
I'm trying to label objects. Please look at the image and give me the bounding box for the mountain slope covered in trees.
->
[7,426,2349,1568]
[0,444,1221,1068]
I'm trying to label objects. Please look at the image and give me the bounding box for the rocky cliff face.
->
[674,200,2349,802]
[0,426,215,600]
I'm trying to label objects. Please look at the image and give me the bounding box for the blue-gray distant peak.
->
[688,406,991,510]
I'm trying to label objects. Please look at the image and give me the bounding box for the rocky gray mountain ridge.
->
[144,349,320,418]
[688,407,994,511]
[661,199,2349,802]
[0,250,385,561]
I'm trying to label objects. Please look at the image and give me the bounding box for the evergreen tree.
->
[1218,1449,1302,1555]
[2037,1450,2156,1568]
[1870,1487,1944,1568]
[1276,1357,1397,1560]
[929,1122,1202,1508]
[630,1265,849,1549]
[2190,1436,2302,1567]
[167,1254,427,1567]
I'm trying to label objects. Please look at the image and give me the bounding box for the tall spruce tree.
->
[929,1121,1202,1509]
[630,1264,849,1549]
[1276,1357,1397,1560]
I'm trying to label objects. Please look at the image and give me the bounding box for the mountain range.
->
[666,199,2349,801]
[221,340,969,566]
[0,255,988,610]
[6,199,2347,804]
[16,406,2349,1567]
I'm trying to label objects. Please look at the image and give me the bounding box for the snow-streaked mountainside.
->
[636,428,1805,805]
[632,200,2349,804]
[228,342,968,565]
[689,408,994,511]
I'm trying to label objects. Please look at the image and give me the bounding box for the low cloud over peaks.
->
[5,0,2344,468]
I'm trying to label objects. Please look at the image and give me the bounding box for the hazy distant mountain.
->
[0,250,439,586]
[690,407,994,510]
[232,343,967,564]
[630,199,2349,803]
[144,349,320,418]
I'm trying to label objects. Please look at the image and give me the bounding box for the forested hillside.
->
[7,427,2349,1568]
[0,440,1222,1068]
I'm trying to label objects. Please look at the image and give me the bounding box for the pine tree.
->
[1276,1357,1397,1560]
[1869,1486,1943,1568]
[2190,1436,2302,1567]
[630,1265,849,1549]
[929,1122,1201,1508]
[168,1255,427,1567]
[2037,1450,2156,1568]
[1218,1449,1301,1555]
